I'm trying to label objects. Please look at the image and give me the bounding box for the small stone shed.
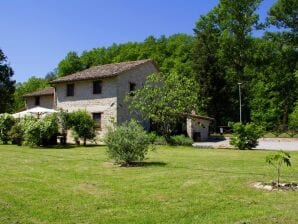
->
[186,113,214,142]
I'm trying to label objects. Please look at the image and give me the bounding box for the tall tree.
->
[0,49,15,113]
[193,8,233,125]
[218,0,262,123]
[267,0,298,45]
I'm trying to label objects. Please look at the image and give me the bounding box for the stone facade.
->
[25,95,54,109]
[186,117,212,142]
[54,61,158,137]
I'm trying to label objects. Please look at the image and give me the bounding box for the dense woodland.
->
[1,0,297,131]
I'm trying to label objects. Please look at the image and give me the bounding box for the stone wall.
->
[54,61,158,138]
[116,62,158,129]
[25,95,54,109]
[55,77,118,138]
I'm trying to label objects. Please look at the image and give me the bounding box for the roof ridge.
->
[50,59,155,84]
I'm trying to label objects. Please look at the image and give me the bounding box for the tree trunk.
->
[83,137,86,146]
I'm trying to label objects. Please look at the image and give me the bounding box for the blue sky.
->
[1,0,276,83]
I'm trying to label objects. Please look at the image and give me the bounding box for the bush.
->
[0,113,15,144]
[23,114,58,146]
[69,110,96,146]
[169,135,193,146]
[229,122,263,150]
[9,122,24,146]
[154,135,167,145]
[104,120,151,165]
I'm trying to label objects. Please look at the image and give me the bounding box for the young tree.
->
[266,150,292,187]
[128,73,198,141]
[69,110,96,146]
[0,49,15,113]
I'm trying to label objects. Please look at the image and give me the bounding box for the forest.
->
[1,0,297,131]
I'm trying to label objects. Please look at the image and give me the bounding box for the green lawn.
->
[0,145,297,224]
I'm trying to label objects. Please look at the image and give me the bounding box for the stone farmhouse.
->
[24,59,212,141]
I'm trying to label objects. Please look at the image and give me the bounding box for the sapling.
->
[266,150,292,187]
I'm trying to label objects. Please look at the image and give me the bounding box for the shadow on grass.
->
[37,144,106,149]
[120,161,167,167]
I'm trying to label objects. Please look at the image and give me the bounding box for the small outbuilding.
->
[186,113,214,142]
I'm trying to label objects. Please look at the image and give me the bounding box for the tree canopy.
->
[0,49,15,113]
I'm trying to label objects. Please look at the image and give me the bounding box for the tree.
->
[104,120,151,165]
[193,8,233,125]
[266,150,292,187]
[0,49,15,113]
[289,101,298,131]
[248,35,298,130]
[13,76,49,112]
[217,0,262,123]
[69,110,96,146]
[58,51,83,77]
[267,0,298,45]
[128,73,198,141]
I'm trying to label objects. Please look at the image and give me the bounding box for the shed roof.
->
[23,87,54,98]
[50,59,156,84]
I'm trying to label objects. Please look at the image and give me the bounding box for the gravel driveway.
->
[193,137,298,151]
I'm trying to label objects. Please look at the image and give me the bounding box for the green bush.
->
[154,135,167,145]
[22,114,58,146]
[104,120,151,165]
[229,122,263,150]
[169,135,193,146]
[9,122,24,146]
[0,113,15,144]
[69,110,96,146]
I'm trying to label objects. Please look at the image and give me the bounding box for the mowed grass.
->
[0,145,297,224]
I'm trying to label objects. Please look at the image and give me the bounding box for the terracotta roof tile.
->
[50,59,155,84]
[23,87,54,97]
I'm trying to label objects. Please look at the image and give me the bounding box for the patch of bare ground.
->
[252,182,298,191]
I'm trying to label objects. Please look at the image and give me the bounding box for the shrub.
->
[169,135,193,146]
[0,113,15,144]
[229,122,263,150]
[69,110,96,146]
[23,114,58,146]
[9,122,24,146]
[154,135,167,145]
[104,120,151,165]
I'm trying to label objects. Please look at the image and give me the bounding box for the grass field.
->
[0,145,297,224]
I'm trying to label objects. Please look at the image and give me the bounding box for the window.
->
[93,81,102,94]
[129,82,136,96]
[66,84,74,96]
[92,113,102,129]
[35,96,40,106]
[129,82,136,92]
